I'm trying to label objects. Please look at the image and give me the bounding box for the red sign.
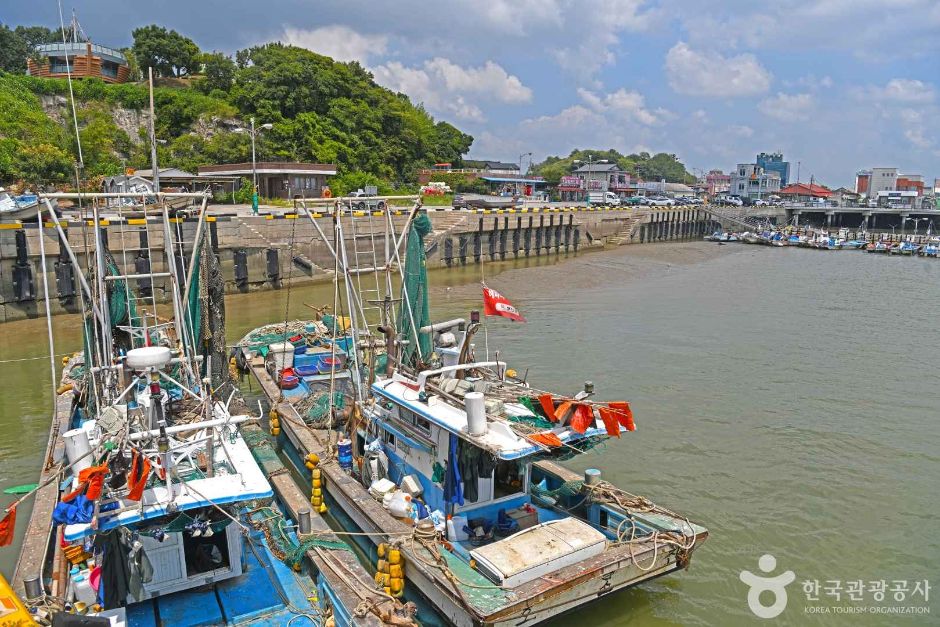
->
[559,175,582,188]
[482,285,526,322]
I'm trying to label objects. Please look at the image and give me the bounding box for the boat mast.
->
[149,67,160,194]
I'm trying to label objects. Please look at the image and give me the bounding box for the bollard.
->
[298,509,312,535]
[23,574,43,601]
[584,468,602,486]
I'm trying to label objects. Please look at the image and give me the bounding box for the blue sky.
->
[5,0,939,186]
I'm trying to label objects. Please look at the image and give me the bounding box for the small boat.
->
[867,241,891,253]
[897,241,919,255]
[921,242,940,257]
[0,188,43,221]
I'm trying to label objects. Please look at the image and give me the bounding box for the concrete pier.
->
[0,205,712,322]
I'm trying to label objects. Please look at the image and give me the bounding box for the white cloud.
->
[729,125,754,138]
[550,0,659,79]
[898,108,935,150]
[880,79,936,103]
[758,93,815,121]
[470,0,565,35]
[675,0,940,60]
[577,87,667,125]
[424,58,532,103]
[664,42,772,97]
[371,58,531,122]
[281,25,387,63]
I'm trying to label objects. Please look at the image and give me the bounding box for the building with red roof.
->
[778,183,832,203]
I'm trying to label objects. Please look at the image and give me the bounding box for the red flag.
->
[0,506,16,547]
[482,285,526,322]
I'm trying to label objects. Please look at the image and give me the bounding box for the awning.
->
[480,177,546,185]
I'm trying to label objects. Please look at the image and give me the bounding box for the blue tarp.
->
[443,434,464,506]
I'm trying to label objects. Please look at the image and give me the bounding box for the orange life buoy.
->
[322,188,332,199]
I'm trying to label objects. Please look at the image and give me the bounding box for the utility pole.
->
[251,117,258,213]
[148,67,160,193]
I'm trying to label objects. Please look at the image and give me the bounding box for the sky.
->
[5,0,940,187]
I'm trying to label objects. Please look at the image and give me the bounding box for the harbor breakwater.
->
[0,205,719,322]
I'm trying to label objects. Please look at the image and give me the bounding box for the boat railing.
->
[416,361,507,392]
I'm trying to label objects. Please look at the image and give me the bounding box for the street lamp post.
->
[517,152,532,198]
[234,117,273,214]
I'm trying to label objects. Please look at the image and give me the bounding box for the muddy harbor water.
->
[1,241,937,625]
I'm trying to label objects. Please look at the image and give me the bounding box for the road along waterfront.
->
[1,241,937,625]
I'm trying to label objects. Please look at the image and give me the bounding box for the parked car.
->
[647,196,676,206]
[625,195,649,205]
[753,199,770,206]
[347,187,387,212]
[715,195,744,206]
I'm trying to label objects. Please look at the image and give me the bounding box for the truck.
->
[587,191,621,207]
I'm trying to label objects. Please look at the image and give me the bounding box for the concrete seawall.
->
[0,205,717,322]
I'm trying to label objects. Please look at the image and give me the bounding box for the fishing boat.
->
[889,241,918,255]
[867,241,891,253]
[920,241,940,257]
[0,188,44,221]
[7,193,409,626]
[237,200,708,626]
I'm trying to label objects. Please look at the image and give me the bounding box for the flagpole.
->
[480,260,491,361]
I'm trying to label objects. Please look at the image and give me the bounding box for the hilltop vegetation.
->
[532,149,695,185]
[0,23,473,188]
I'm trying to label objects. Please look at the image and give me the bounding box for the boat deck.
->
[250,359,708,625]
[125,529,320,626]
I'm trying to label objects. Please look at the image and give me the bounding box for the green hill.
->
[0,35,473,190]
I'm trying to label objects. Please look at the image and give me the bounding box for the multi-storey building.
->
[730,163,781,200]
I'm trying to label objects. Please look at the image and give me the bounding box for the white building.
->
[730,163,781,200]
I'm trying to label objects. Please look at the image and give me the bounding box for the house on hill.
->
[26,15,129,83]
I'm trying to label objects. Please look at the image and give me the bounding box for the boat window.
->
[184,530,230,576]
[383,430,396,448]
[494,459,525,500]
[398,407,431,434]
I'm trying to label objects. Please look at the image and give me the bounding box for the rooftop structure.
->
[778,182,832,202]
[26,14,130,84]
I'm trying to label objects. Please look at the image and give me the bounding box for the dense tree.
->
[131,25,201,77]
[197,52,235,93]
[14,25,58,50]
[0,73,72,183]
[531,148,694,185]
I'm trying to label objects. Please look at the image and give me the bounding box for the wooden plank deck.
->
[240,420,394,626]
[12,362,74,597]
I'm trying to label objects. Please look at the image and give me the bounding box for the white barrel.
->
[465,391,487,436]
[584,468,602,485]
[268,342,294,371]
[63,427,92,475]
